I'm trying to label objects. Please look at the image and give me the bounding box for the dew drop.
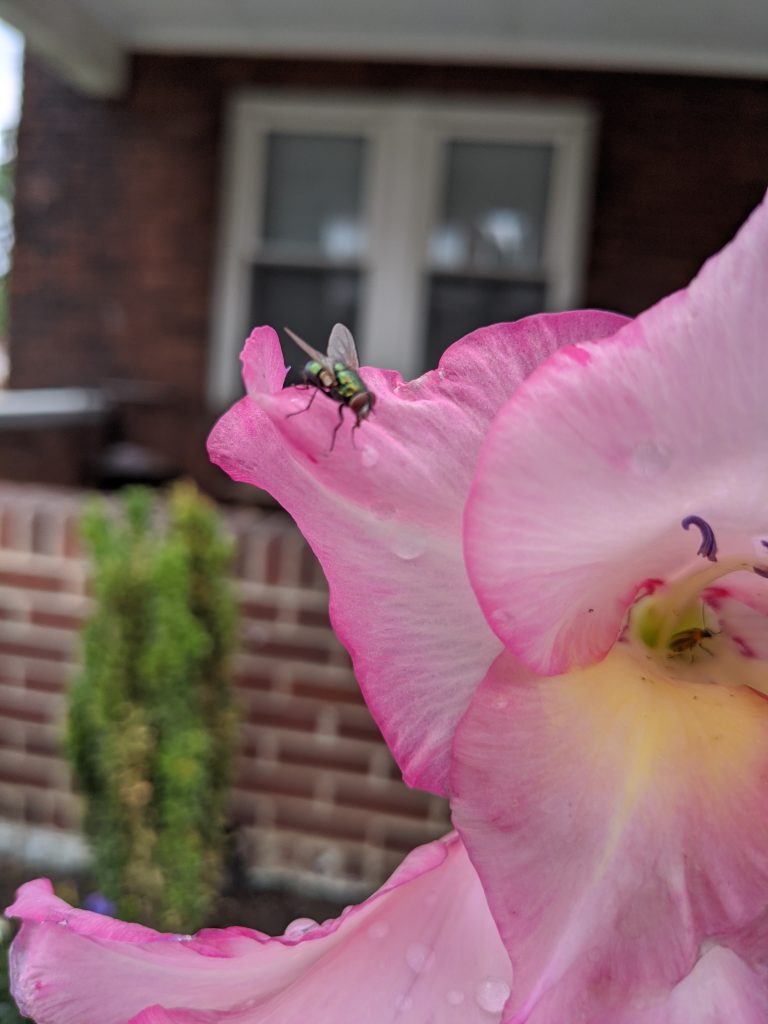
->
[405,942,434,973]
[630,441,671,477]
[360,445,379,468]
[446,989,464,1005]
[289,395,306,410]
[489,607,512,631]
[474,976,511,1014]
[371,501,396,521]
[57,919,68,927]
[283,917,317,939]
[367,920,389,940]
[394,993,413,1013]
[391,529,427,561]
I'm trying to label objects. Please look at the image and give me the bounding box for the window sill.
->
[0,387,111,429]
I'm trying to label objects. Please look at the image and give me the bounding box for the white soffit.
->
[5,0,768,90]
[0,0,127,96]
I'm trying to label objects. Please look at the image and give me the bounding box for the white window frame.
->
[208,92,595,409]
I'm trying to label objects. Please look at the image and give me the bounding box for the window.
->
[208,94,594,407]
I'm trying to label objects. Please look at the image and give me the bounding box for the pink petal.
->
[450,651,768,1022]
[208,314,627,793]
[705,583,768,661]
[465,194,768,675]
[7,834,512,1024]
[613,946,768,1024]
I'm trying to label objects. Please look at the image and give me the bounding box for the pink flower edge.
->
[7,833,512,1024]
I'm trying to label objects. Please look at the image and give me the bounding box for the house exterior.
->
[0,1,767,489]
[0,0,767,891]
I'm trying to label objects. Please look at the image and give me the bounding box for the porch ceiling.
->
[2,0,768,97]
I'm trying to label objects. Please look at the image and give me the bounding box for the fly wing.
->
[283,327,333,370]
[327,323,360,369]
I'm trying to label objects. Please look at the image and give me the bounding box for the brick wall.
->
[0,483,450,894]
[5,55,768,490]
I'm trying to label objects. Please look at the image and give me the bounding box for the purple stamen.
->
[681,515,718,562]
[753,540,768,576]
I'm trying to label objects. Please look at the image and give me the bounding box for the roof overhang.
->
[2,0,768,98]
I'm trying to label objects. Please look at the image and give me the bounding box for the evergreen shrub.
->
[68,482,239,932]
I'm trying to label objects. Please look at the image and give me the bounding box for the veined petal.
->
[450,650,768,1023]
[465,194,768,675]
[208,314,627,793]
[7,834,512,1024]
[706,584,768,662]
[611,946,768,1024]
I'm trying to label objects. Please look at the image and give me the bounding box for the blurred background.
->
[0,0,766,946]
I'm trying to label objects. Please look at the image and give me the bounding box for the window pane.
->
[429,142,552,272]
[424,275,546,370]
[262,134,367,259]
[250,266,361,384]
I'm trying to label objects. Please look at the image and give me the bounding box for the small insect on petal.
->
[283,324,376,452]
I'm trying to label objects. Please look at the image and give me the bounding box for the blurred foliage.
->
[0,125,16,339]
[0,934,28,1024]
[68,482,240,932]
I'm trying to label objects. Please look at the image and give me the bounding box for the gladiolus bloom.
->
[8,195,768,1022]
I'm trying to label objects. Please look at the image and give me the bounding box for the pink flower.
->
[212,194,768,1021]
[8,194,768,1022]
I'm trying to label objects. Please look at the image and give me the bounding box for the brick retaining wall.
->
[0,483,449,894]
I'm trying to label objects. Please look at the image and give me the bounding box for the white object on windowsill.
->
[0,387,110,428]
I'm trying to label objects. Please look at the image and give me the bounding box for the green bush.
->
[0,932,28,1024]
[68,483,239,932]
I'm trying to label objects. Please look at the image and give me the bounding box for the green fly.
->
[284,324,376,450]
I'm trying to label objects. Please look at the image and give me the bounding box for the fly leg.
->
[329,403,346,452]
[350,416,362,450]
[286,387,320,419]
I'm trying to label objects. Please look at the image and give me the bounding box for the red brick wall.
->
[5,54,768,489]
[0,483,449,890]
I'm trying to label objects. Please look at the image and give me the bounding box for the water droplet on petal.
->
[360,445,379,467]
[475,976,511,1014]
[395,993,413,1013]
[405,942,434,973]
[630,441,671,477]
[289,395,306,410]
[57,919,68,927]
[489,607,512,631]
[391,529,427,561]
[367,920,389,940]
[446,989,464,1005]
[283,917,317,939]
[371,501,396,521]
